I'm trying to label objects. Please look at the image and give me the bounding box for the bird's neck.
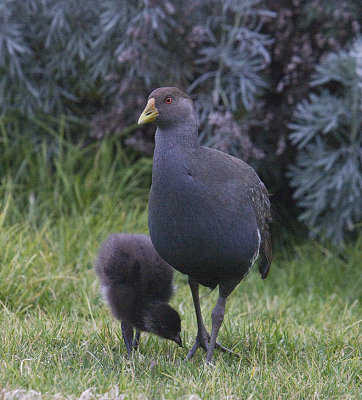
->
[154,121,199,154]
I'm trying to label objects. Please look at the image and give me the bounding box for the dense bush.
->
[288,38,362,245]
[0,0,99,116]
[260,0,361,187]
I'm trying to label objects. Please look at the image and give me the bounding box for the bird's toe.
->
[186,333,210,360]
[215,341,240,357]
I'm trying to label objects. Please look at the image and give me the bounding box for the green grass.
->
[0,122,361,399]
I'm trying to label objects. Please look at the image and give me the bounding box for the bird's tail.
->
[258,237,272,280]
[95,234,133,285]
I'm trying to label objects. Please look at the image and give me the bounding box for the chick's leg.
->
[121,321,134,356]
[132,330,141,350]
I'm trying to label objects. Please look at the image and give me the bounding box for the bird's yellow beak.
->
[138,98,159,125]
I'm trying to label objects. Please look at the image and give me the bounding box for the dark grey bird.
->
[95,233,182,355]
[138,87,272,363]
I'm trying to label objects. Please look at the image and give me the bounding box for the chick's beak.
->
[173,332,183,348]
[138,98,159,125]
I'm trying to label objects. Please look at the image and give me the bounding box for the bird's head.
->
[143,302,182,347]
[138,87,195,128]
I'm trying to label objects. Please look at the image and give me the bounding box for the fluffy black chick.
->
[95,233,182,355]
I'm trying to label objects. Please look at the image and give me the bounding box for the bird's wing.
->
[247,178,272,279]
[201,147,273,278]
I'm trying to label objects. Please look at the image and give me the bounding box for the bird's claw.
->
[186,333,209,360]
[186,330,239,360]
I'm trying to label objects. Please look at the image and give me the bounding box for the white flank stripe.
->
[251,229,261,266]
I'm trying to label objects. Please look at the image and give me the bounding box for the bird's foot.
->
[186,330,239,360]
[186,331,209,360]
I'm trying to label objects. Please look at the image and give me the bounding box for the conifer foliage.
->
[0,0,98,116]
[288,38,362,245]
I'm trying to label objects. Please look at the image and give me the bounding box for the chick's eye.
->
[165,97,173,104]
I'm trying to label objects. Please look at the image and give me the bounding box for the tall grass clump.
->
[0,116,151,224]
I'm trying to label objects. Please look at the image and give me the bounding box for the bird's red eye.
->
[165,97,173,104]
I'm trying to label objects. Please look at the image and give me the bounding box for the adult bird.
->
[138,87,272,363]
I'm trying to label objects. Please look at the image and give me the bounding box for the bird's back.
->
[95,234,174,307]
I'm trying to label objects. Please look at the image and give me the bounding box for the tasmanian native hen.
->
[138,87,272,363]
[95,233,182,355]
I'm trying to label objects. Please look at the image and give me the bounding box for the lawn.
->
[0,127,361,399]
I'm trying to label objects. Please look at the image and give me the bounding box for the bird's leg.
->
[206,296,226,363]
[187,277,238,360]
[121,321,134,356]
[206,280,239,363]
[132,330,141,350]
[186,277,210,359]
